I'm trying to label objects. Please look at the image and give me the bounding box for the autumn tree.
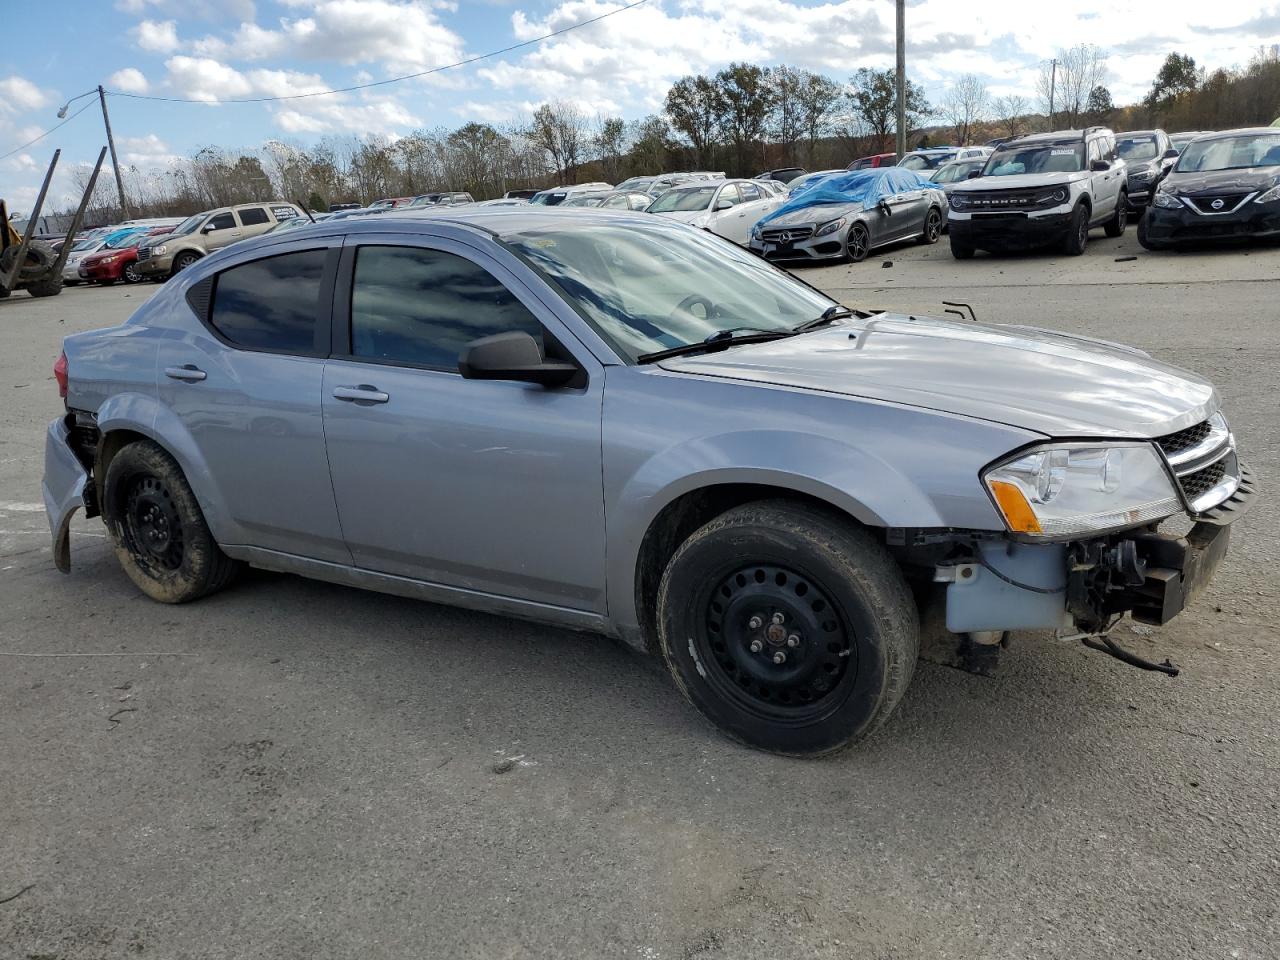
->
[665,75,720,168]
[847,68,931,152]
[711,63,774,175]
[1145,52,1201,112]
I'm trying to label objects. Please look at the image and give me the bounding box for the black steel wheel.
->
[1061,203,1090,255]
[658,500,919,755]
[701,563,855,722]
[103,439,240,603]
[1104,192,1128,237]
[846,223,870,262]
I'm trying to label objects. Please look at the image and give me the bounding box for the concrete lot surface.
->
[2,230,1278,959]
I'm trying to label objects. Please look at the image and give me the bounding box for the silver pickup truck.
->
[43,209,1254,755]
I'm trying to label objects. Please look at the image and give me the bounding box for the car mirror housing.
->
[458,331,578,387]
[1090,159,1110,172]
[714,200,733,211]
[1162,148,1179,160]
[966,169,983,179]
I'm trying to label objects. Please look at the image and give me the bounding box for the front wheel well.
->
[633,484,877,654]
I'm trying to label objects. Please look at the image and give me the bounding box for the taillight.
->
[54,350,68,400]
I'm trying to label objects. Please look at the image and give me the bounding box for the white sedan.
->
[647,178,785,245]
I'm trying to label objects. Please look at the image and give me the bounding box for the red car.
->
[79,227,172,286]
[847,152,897,170]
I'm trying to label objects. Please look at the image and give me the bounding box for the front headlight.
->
[1034,187,1069,205]
[814,217,847,237]
[1131,169,1156,181]
[751,224,762,240]
[983,443,1181,539]
[153,244,167,255]
[1254,185,1280,204]
[1152,191,1182,209]
[949,194,967,209]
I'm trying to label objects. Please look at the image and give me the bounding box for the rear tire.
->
[1104,192,1128,237]
[657,500,918,756]
[1061,203,1090,255]
[102,440,240,603]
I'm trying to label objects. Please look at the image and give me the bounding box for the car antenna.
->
[296,201,315,224]
[941,301,977,321]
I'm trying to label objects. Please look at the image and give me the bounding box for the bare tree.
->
[1037,45,1108,128]
[941,74,990,145]
[594,117,627,184]
[993,94,1029,138]
[528,101,587,181]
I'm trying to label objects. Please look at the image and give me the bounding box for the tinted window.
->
[350,246,543,370]
[209,249,327,353]
[207,212,236,231]
[738,182,761,202]
[238,207,270,226]
[716,184,741,208]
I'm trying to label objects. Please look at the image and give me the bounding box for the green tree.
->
[847,68,931,152]
[1145,52,1200,110]
[665,75,720,168]
[712,63,775,174]
[1085,85,1114,124]
[595,117,627,183]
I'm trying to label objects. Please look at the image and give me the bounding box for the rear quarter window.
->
[237,207,270,226]
[208,249,329,354]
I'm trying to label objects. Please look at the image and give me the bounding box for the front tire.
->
[123,262,143,284]
[171,251,200,276]
[845,223,870,262]
[950,234,975,259]
[102,440,240,603]
[1137,215,1169,251]
[1061,203,1090,255]
[918,207,943,244]
[657,501,918,756]
[1104,192,1128,237]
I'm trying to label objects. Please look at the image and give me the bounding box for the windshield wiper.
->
[637,327,792,364]
[793,304,856,333]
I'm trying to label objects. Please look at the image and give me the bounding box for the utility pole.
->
[97,85,130,220]
[895,0,906,160]
[1048,59,1058,129]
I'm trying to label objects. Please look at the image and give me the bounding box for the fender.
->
[605,428,978,637]
[95,392,240,546]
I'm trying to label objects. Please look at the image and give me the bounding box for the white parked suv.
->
[947,127,1129,257]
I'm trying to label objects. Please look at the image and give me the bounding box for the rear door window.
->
[209,249,329,353]
[237,207,270,226]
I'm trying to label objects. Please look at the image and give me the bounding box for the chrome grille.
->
[1186,193,1251,215]
[1154,417,1240,513]
[137,246,153,261]
[761,226,813,243]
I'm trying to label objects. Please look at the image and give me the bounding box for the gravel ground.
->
[1,229,1277,960]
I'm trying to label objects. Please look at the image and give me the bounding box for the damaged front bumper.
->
[932,461,1255,638]
[41,416,95,573]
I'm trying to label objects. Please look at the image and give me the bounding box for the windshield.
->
[103,232,141,250]
[1116,136,1159,161]
[71,237,100,252]
[503,220,836,362]
[932,161,981,184]
[900,153,952,171]
[984,143,1084,176]
[1176,134,1280,172]
[648,186,716,213]
[170,213,205,236]
[530,192,567,206]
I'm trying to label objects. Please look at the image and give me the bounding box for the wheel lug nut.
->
[786,634,800,648]
[747,615,763,630]
[771,612,785,625]
[749,640,763,653]
[772,651,787,665]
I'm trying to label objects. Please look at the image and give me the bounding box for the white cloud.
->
[118,133,182,168]
[108,67,150,94]
[273,96,420,134]
[133,19,180,53]
[0,75,52,114]
[163,55,255,101]
[187,0,467,74]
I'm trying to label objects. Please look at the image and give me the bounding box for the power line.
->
[0,100,95,162]
[107,0,651,106]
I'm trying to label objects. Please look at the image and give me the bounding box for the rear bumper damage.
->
[41,416,94,573]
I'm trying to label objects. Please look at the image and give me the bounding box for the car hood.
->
[652,209,710,224]
[658,314,1216,438]
[1164,166,1280,194]
[951,172,1086,192]
[764,202,861,227]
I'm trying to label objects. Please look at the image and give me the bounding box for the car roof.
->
[1192,127,1277,140]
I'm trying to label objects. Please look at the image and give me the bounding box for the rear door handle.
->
[164,364,206,382]
[333,384,389,404]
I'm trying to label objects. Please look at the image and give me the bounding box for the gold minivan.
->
[135,202,302,279]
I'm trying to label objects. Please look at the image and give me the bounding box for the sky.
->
[4,0,1280,212]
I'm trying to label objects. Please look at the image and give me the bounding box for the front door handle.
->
[164,364,206,382]
[333,384,390,404]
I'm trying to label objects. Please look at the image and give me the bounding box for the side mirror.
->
[1090,159,1110,172]
[458,331,578,387]
[1162,148,1179,160]
[714,200,733,211]
[966,169,983,179]
[877,199,893,214]
[201,223,216,233]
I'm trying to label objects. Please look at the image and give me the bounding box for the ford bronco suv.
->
[948,127,1129,257]
[44,209,1253,756]
[134,202,303,279]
